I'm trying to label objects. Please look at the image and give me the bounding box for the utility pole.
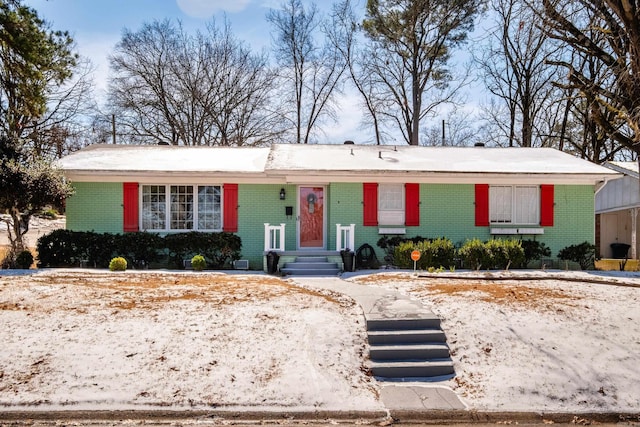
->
[112,114,116,144]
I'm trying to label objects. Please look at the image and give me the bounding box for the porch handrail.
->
[336,223,355,251]
[264,223,286,251]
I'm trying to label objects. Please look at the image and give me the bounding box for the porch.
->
[263,223,356,275]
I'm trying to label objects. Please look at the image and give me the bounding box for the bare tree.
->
[25,58,96,158]
[267,0,347,144]
[109,18,281,146]
[543,0,640,257]
[543,0,640,152]
[422,108,481,146]
[330,0,391,145]
[362,0,482,145]
[476,0,562,147]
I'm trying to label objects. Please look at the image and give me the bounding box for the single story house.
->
[57,143,619,271]
[595,161,639,259]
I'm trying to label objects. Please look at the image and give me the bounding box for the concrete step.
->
[369,343,451,361]
[283,262,338,270]
[367,316,441,331]
[295,256,329,263]
[369,359,455,380]
[280,255,341,276]
[280,267,340,276]
[367,329,447,344]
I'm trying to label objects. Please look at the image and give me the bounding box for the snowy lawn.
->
[0,270,380,411]
[1,269,639,414]
[350,271,640,413]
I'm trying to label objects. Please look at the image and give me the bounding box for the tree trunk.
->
[9,208,28,255]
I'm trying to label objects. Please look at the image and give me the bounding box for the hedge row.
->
[36,229,242,269]
[384,236,595,270]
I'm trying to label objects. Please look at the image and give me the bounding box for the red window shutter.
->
[475,184,489,226]
[540,184,554,226]
[363,183,378,226]
[405,183,420,226]
[123,182,139,232]
[223,183,238,232]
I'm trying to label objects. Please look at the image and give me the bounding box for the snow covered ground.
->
[351,270,640,413]
[0,270,380,411]
[0,268,639,414]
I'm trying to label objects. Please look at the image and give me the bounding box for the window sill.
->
[378,227,406,235]
[490,227,544,235]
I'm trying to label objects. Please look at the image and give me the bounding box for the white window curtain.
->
[489,185,539,225]
[378,183,404,225]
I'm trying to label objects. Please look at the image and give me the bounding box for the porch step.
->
[367,360,455,380]
[367,316,441,331]
[367,316,455,381]
[369,343,451,360]
[280,256,340,276]
[367,329,447,345]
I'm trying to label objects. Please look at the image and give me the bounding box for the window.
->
[489,185,539,225]
[141,184,222,231]
[197,185,221,230]
[141,185,166,230]
[378,183,404,225]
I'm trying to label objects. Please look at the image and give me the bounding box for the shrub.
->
[191,254,206,271]
[458,239,490,270]
[109,257,127,271]
[521,240,551,267]
[164,231,241,269]
[377,235,427,266]
[393,237,455,270]
[37,230,242,270]
[39,208,59,219]
[486,239,524,269]
[558,241,596,270]
[428,237,456,269]
[459,239,524,270]
[37,229,85,267]
[15,251,34,269]
[114,232,163,269]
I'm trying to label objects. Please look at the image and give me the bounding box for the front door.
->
[299,186,325,249]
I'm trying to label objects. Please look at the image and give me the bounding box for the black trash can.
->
[341,250,355,272]
[610,243,631,259]
[266,251,280,274]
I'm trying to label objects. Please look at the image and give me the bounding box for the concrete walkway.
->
[291,276,466,414]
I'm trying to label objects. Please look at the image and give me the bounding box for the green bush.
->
[459,239,524,270]
[164,231,241,269]
[377,235,427,266]
[558,241,596,270]
[39,208,59,219]
[37,230,242,269]
[15,251,34,269]
[428,237,456,269]
[114,232,163,269]
[393,237,455,269]
[522,240,551,267]
[191,254,206,271]
[109,257,127,271]
[485,239,524,269]
[458,239,490,270]
[37,229,85,267]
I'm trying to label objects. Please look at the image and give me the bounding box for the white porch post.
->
[264,223,286,251]
[631,208,638,259]
[335,223,355,251]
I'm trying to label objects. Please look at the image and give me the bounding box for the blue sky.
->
[22,0,481,144]
[22,0,365,143]
[24,0,286,95]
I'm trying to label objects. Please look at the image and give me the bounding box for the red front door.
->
[299,186,324,249]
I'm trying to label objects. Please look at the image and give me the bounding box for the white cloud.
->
[176,0,251,18]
